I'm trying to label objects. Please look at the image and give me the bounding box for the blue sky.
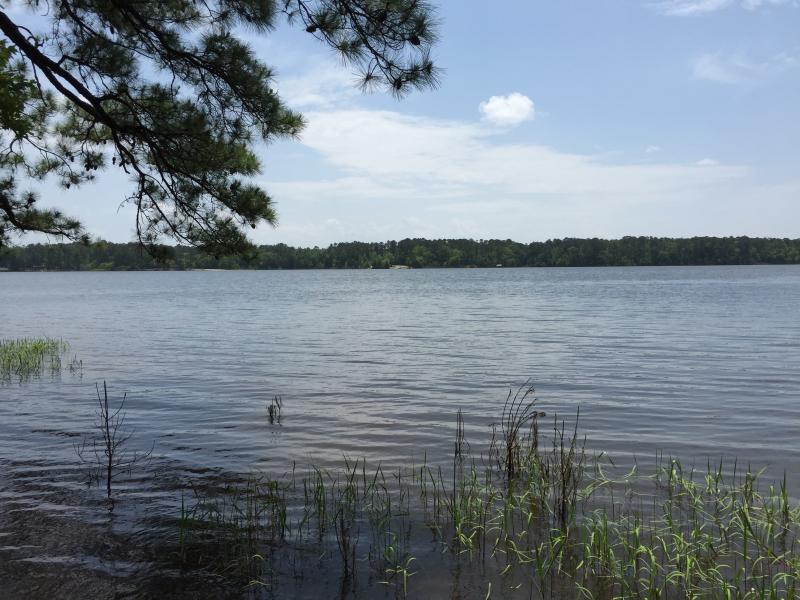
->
[18,0,800,246]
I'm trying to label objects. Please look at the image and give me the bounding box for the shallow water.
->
[1,266,799,596]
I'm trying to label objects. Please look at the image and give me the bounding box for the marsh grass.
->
[0,337,70,382]
[492,381,545,481]
[177,476,289,580]
[175,385,800,599]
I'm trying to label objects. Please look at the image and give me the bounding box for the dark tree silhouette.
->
[3,237,799,271]
[0,0,439,253]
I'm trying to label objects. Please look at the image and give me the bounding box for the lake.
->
[1,266,799,596]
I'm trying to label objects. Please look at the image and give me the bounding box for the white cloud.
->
[654,0,796,15]
[254,107,795,244]
[478,93,535,127]
[267,108,747,209]
[254,108,797,247]
[692,50,800,84]
[645,145,662,154]
[693,54,752,84]
[656,0,732,15]
[741,0,797,8]
[278,63,359,108]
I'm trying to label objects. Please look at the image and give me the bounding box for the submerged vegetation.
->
[2,369,797,597]
[2,236,800,271]
[0,337,79,382]
[174,385,800,599]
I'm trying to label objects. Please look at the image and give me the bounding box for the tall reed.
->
[175,386,800,599]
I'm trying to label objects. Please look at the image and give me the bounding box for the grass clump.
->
[0,337,76,382]
[174,384,800,599]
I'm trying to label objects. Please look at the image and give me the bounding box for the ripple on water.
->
[1,266,799,594]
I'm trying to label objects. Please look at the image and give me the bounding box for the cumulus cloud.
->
[267,109,747,203]
[692,50,799,84]
[654,0,796,15]
[478,93,535,126]
[251,106,800,245]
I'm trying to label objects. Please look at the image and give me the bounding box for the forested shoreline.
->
[1,236,799,271]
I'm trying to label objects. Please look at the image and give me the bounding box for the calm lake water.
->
[1,266,799,596]
[2,266,800,472]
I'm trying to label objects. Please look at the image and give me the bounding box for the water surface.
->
[1,266,799,595]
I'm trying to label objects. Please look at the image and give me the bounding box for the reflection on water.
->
[1,266,799,596]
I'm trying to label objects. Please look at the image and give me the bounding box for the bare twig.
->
[75,380,153,503]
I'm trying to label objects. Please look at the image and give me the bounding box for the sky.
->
[15,0,800,246]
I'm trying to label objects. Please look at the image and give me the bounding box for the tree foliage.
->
[0,0,439,252]
[0,39,85,244]
[3,236,799,271]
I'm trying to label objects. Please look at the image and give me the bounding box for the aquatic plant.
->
[491,381,545,481]
[0,337,70,382]
[174,385,800,599]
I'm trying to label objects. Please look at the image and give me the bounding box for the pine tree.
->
[0,0,439,254]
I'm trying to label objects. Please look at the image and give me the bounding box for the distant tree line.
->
[1,237,799,271]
